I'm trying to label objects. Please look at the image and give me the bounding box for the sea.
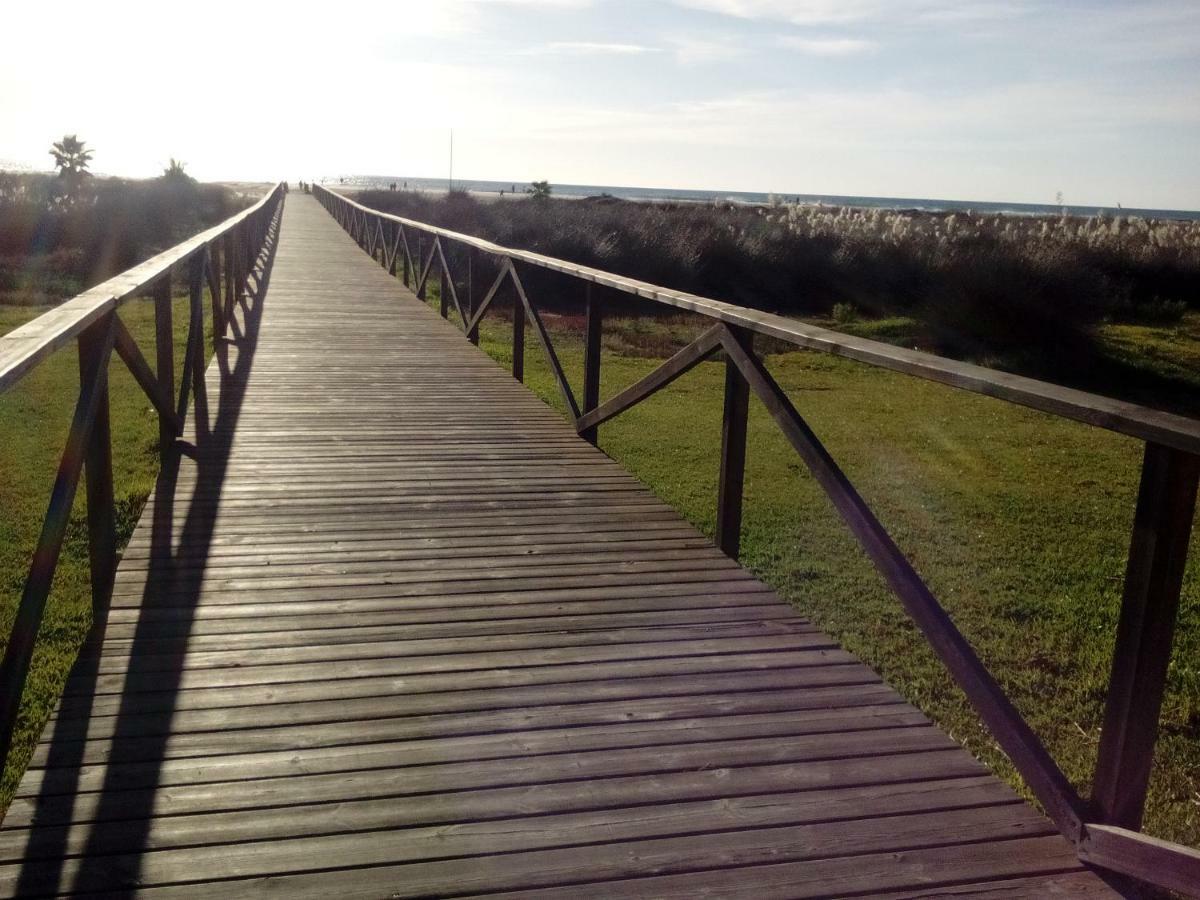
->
[326,174,1200,222]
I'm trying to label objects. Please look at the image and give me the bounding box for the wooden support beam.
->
[718,324,1088,841]
[0,314,115,772]
[1093,442,1200,830]
[508,262,580,419]
[575,324,723,436]
[580,283,603,445]
[716,327,751,558]
[78,316,116,621]
[434,239,464,323]
[464,264,510,336]
[222,234,235,323]
[512,285,525,383]
[467,248,479,345]
[207,243,224,340]
[112,314,182,437]
[153,273,174,453]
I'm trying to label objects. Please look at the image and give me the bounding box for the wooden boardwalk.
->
[0,196,1119,897]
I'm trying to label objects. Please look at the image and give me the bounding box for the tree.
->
[162,157,192,181]
[50,135,92,178]
[527,180,552,201]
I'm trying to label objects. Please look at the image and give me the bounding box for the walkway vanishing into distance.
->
[0,196,1119,896]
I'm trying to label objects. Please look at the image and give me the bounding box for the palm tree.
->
[50,135,93,177]
[162,157,191,181]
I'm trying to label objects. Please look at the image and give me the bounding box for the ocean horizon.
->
[329,174,1200,222]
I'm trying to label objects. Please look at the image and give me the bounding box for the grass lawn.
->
[441,294,1199,847]
[0,295,209,805]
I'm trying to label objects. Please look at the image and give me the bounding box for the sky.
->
[2,0,1198,208]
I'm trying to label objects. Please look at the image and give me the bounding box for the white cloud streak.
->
[527,41,662,54]
[777,36,876,55]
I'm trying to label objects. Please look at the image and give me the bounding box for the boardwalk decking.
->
[0,196,1118,896]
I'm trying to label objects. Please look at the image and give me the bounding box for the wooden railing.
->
[316,184,1200,895]
[0,182,285,779]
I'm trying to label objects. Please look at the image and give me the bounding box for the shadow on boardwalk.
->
[16,218,280,895]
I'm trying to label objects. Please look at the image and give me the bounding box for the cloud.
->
[672,0,892,25]
[672,0,1028,26]
[527,41,662,54]
[668,36,746,65]
[777,36,876,55]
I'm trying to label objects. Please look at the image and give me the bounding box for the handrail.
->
[315,186,1200,456]
[0,182,286,782]
[0,185,285,395]
[316,183,1200,896]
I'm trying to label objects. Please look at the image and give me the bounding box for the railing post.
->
[716,327,751,558]
[388,222,399,277]
[208,243,224,340]
[402,229,410,287]
[439,246,448,319]
[188,254,209,438]
[581,282,602,445]
[1093,442,1200,829]
[79,315,116,620]
[512,273,525,382]
[236,227,246,304]
[154,273,174,454]
[223,233,235,318]
[417,235,426,301]
[467,248,479,345]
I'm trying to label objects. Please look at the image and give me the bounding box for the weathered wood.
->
[152,274,174,454]
[512,275,526,382]
[1079,823,1200,898]
[205,245,223,340]
[718,325,1089,840]
[111,314,180,437]
[1093,442,1200,830]
[467,247,479,345]
[576,325,723,436]
[716,327,751,558]
[580,281,602,444]
[187,254,209,439]
[77,317,117,620]
[0,315,115,773]
[509,262,580,419]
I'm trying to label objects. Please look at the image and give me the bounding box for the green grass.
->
[0,295,210,805]
[429,292,1200,847]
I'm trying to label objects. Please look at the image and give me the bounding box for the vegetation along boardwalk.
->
[0,191,1191,895]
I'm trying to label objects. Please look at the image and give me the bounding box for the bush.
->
[351,188,1200,377]
[0,172,244,301]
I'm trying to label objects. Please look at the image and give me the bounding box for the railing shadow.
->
[14,209,282,896]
